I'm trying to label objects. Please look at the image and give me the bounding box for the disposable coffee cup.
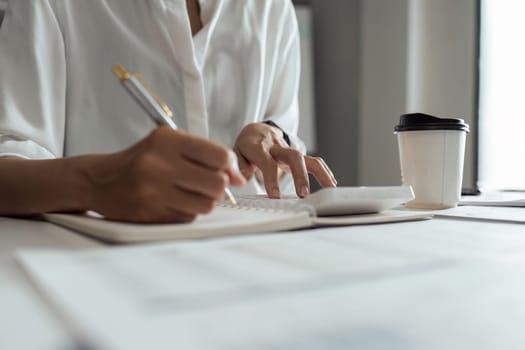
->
[394,113,469,209]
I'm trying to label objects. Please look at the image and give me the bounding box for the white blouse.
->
[0,0,304,192]
[0,0,304,183]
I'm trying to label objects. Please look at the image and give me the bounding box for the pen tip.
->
[225,188,237,205]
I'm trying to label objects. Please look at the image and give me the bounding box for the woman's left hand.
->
[233,122,337,198]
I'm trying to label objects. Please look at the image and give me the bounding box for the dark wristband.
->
[262,120,291,146]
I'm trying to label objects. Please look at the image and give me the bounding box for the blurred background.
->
[1,0,523,191]
[0,1,5,23]
[293,0,478,190]
[293,0,524,192]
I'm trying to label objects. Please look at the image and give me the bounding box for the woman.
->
[0,0,336,223]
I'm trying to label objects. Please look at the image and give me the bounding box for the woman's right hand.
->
[84,126,245,223]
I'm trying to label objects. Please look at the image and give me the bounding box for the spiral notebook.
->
[44,187,431,243]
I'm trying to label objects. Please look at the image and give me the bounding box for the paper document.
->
[16,219,525,350]
[435,205,525,224]
[460,191,525,207]
[18,229,446,350]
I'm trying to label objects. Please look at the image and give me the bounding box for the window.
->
[478,0,525,190]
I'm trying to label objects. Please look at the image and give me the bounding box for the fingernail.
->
[300,185,310,197]
[270,187,280,198]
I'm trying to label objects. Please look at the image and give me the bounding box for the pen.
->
[112,64,237,205]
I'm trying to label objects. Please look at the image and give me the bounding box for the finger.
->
[260,157,280,198]
[170,185,218,215]
[315,156,338,185]
[160,129,245,187]
[226,168,248,187]
[255,168,264,184]
[305,156,337,188]
[234,147,256,181]
[269,146,310,198]
[147,127,231,171]
[239,144,280,198]
[317,156,337,183]
[168,130,231,170]
[305,156,337,187]
[172,160,230,200]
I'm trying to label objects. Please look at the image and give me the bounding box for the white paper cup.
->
[395,113,469,209]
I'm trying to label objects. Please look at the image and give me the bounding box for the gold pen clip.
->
[112,64,174,118]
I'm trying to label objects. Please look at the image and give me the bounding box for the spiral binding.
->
[218,197,316,217]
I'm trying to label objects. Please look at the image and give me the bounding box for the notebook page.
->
[224,195,315,215]
[44,206,312,243]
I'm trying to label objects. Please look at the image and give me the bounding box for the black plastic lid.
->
[394,113,469,133]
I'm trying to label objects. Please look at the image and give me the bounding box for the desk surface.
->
[2,214,525,349]
[0,217,100,350]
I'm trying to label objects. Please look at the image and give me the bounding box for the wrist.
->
[261,120,292,146]
[0,156,98,215]
[63,155,101,212]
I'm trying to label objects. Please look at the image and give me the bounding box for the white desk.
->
[0,217,100,350]
[2,214,525,349]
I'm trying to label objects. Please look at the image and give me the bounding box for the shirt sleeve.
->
[0,0,66,159]
[263,1,306,155]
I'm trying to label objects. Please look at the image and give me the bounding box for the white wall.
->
[359,0,478,189]
[295,5,317,153]
[359,0,409,186]
[406,0,478,190]
[308,0,361,186]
